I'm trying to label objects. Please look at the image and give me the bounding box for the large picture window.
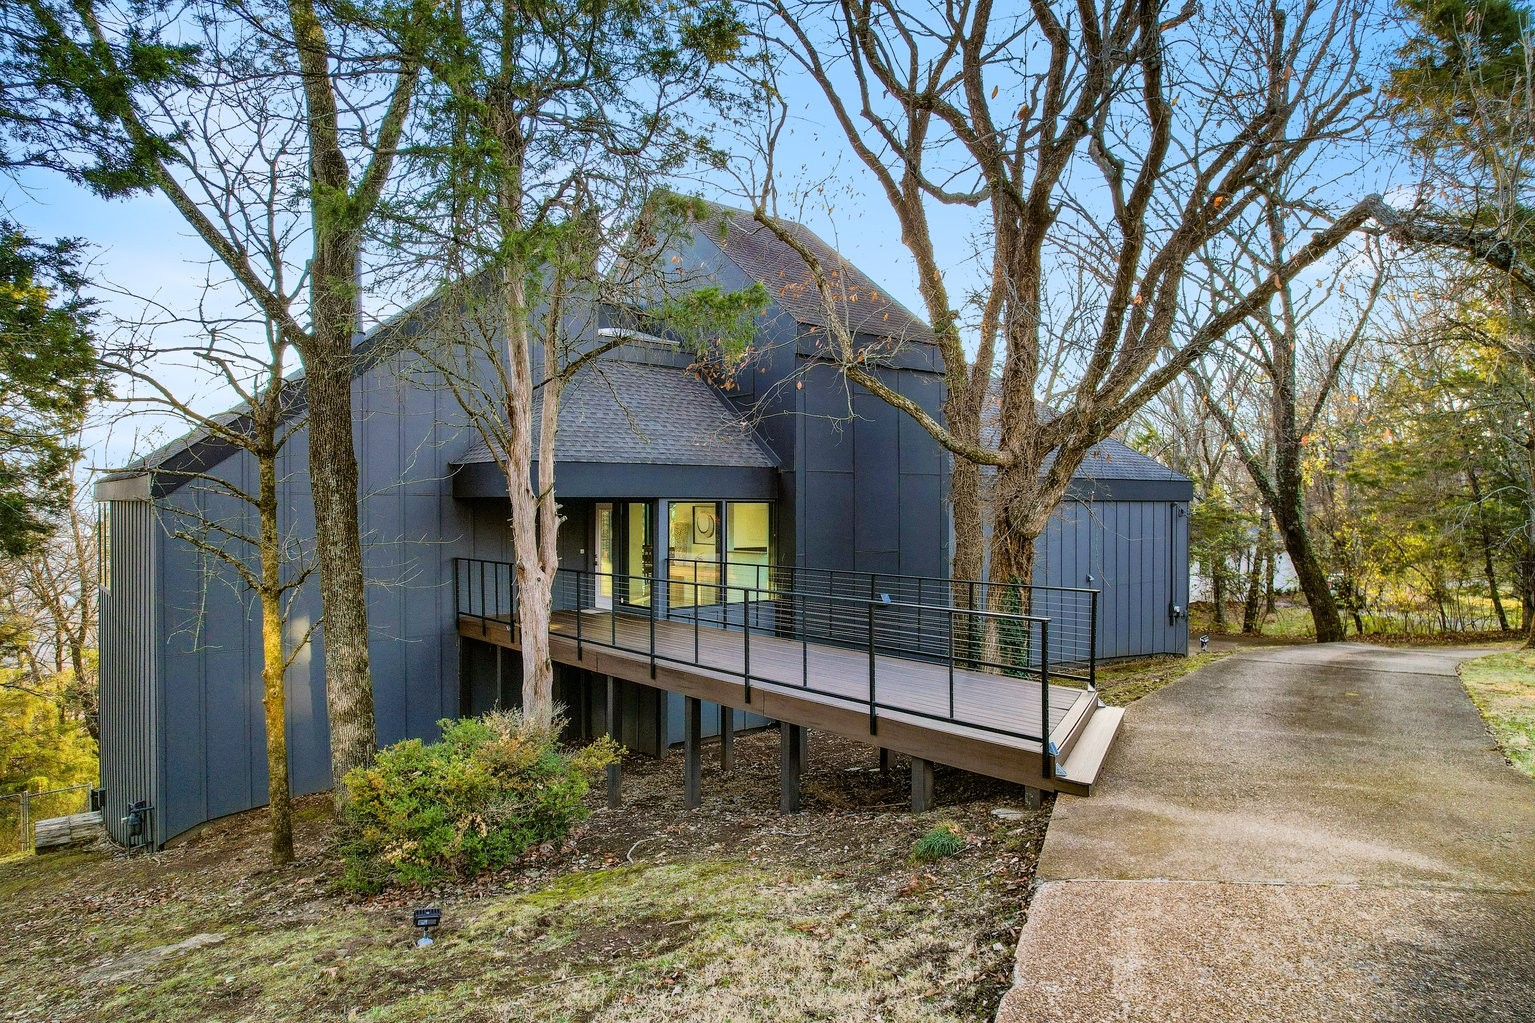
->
[667,501,774,609]
[725,503,772,595]
[668,502,720,608]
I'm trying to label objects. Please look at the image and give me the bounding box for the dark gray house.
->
[1022,441,1194,661]
[95,203,1184,848]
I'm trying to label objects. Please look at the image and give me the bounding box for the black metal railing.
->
[668,558,1098,685]
[453,557,1060,768]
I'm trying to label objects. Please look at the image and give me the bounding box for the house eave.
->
[453,460,779,501]
[94,474,152,503]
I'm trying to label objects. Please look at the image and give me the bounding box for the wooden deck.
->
[459,609,1122,795]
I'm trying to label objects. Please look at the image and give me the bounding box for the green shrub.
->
[909,821,965,864]
[338,710,621,893]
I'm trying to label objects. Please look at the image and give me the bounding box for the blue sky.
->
[4,2,1415,473]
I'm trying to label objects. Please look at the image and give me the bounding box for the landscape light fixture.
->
[413,907,442,947]
[1200,634,1210,651]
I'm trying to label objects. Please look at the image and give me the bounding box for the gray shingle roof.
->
[1042,439,1190,483]
[454,358,779,469]
[697,201,934,345]
[979,386,1190,484]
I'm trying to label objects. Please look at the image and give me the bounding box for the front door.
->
[595,503,615,609]
[593,502,654,610]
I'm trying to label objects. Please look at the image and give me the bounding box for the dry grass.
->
[1459,650,1535,780]
[1080,651,1229,708]
[3,730,1049,1023]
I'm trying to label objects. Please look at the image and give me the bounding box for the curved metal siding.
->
[97,500,159,847]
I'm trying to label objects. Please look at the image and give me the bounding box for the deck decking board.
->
[460,609,1104,791]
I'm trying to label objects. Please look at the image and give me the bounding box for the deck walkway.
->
[459,608,1122,795]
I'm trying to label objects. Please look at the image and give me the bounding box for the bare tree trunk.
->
[1264,535,1277,618]
[1275,513,1345,642]
[986,459,1059,668]
[1241,512,1270,634]
[1468,466,1510,631]
[303,343,376,797]
[495,193,564,728]
[286,0,401,804]
[258,455,294,866]
[1212,554,1229,630]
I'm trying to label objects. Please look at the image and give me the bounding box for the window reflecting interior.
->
[726,503,772,594]
[668,502,720,608]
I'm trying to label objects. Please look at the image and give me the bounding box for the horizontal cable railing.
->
[669,558,1099,686]
[454,557,1062,767]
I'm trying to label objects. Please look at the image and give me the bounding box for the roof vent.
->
[598,327,677,347]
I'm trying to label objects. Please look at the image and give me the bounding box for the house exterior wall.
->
[1030,498,1192,660]
[97,499,159,846]
[135,351,487,843]
[676,228,951,580]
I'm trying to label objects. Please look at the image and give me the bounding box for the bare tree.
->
[9,0,433,802]
[389,2,756,727]
[1192,190,1388,643]
[745,0,1535,615]
[106,306,315,865]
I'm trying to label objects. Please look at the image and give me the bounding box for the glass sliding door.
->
[668,501,721,608]
[624,502,651,608]
[592,502,651,609]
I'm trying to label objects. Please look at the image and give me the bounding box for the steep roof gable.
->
[693,200,934,345]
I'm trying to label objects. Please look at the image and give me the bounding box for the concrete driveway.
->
[997,643,1535,1023]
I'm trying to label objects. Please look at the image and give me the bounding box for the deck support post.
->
[780,723,804,813]
[652,687,667,760]
[910,757,935,813]
[878,747,890,775]
[1023,786,1043,811]
[719,706,735,773]
[684,696,702,809]
[605,676,622,809]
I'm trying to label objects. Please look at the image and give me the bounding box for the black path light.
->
[413,907,443,947]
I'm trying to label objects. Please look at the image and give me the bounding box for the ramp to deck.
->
[459,609,1121,795]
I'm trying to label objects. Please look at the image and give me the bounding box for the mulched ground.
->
[7,727,1052,1023]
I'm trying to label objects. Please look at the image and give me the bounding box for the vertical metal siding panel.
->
[1148,500,1154,654]
[1117,503,1134,660]
[100,500,157,846]
[1140,502,1154,657]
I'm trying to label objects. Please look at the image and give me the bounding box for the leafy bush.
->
[909,822,965,864]
[338,711,620,893]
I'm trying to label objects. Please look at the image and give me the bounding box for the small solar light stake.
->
[1199,634,1210,651]
[413,907,442,947]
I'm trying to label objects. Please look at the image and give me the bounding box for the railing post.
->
[743,586,752,702]
[801,592,808,688]
[1088,589,1099,692]
[948,607,956,720]
[1040,620,1053,779]
[916,576,924,658]
[648,581,657,679]
[575,567,584,660]
[868,586,878,736]
[968,578,977,668]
